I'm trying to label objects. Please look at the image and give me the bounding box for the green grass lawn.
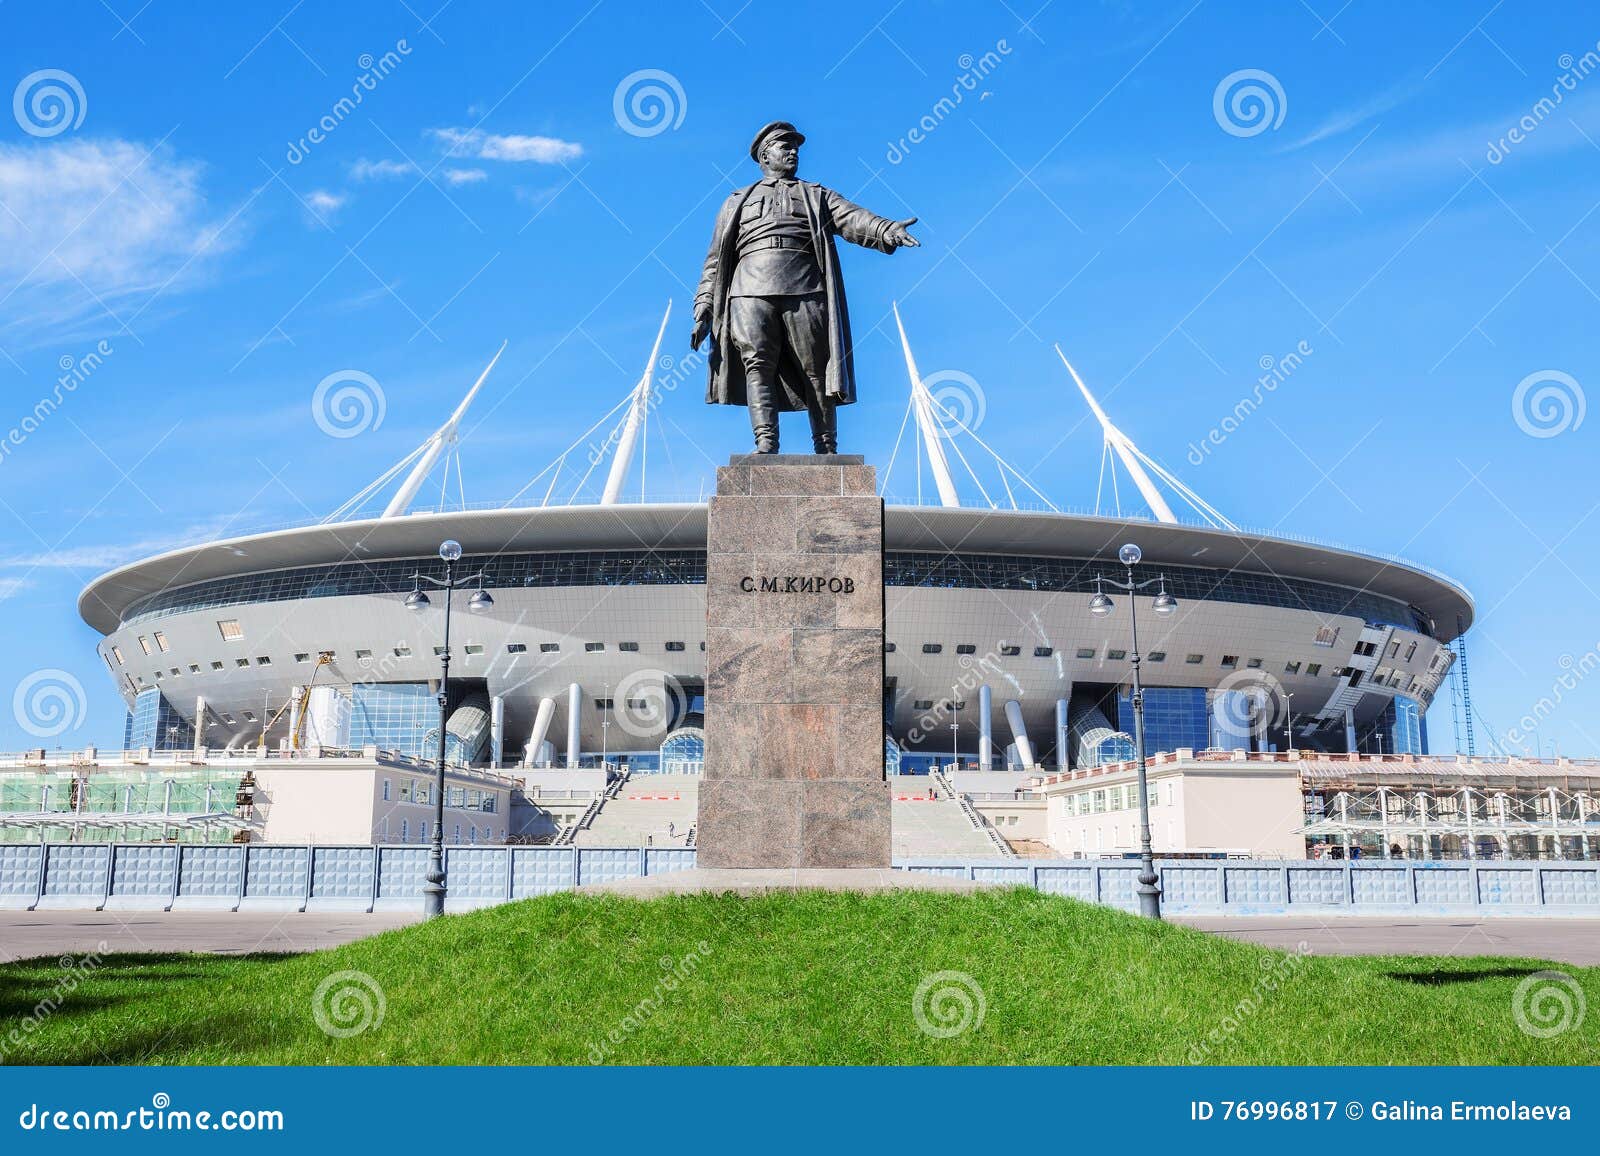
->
[2,889,1595,1065]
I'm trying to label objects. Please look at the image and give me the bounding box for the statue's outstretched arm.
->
[826,188,920,253]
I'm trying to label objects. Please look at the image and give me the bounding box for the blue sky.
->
[0,0,1596,756]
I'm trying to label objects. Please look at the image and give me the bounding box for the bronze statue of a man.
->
[691,121,919,454]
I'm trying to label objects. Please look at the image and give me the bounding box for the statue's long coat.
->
[694,180,900,411]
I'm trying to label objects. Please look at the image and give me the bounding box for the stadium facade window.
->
[506,643,527,653]
[464,645,484,655]
[394,646,411,657]
[210,661,224,671]
[294,653,310,663]
[356,649,372,659]
[955,644,976,655]
[665,641,685,651]
[120,549,1433,639]
[1305,663,1321,676]
[153,632,170,652]
[1186,654,1204,664]
[540,643,559,652]
[1220,655,1238,668]
[1246,657,1262,668]
[216,620,243,641]
[999,644,1021,656]
[111,646,125,664]
[1285,661,1301,674]
[618,642,640,652]
[350,683,436,760]
[256,656,271,665]
[585,642,605,652]
[921,643,942,654]
[1117,687,1208,756]
[1075,647,1096,659]
[1147,651,1166,662]
[125,688,195,751]
[1034,646,1053,657]
[1107,649,1127,661]
[234,659,249,668]
[138,636,152,655]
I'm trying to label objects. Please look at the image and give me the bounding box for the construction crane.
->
[257,652,334,752]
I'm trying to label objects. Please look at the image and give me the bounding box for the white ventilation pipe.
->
[1055,698,1069,771]
[523,696,557,767]
[490,695,505,769]
[1004,699,1036,768]
[978,684,993,770]
[566,683,582,768]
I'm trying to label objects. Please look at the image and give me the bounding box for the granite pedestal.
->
[697,454,890,868]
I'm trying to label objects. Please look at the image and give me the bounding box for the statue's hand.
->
[690,312,711,350]
[885,216,920,248]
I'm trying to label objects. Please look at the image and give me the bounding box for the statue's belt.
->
[738,235,816,255]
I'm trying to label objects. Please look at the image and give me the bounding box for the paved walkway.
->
[1175,915,1600,966]
[5,909,1597,968]
[0,910,419,963]
[580,867,994,896]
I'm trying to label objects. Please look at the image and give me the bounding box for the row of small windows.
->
[110,633,704,671]
[380,778,499,813]
[119,549,1433,639]
[386,819,502,844]
[884,645,1361,677]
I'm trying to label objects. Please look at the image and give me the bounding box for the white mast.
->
[601,301,671,506]
[893,302,960,509]
[381,342,507,519]
[1055,345,1178,525]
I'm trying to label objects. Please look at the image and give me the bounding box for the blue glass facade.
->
[1374,695,1426,755]
[124,688,195,751]
[349,682,436,760]
[1115,687,1210,756]
[658,727,705,774]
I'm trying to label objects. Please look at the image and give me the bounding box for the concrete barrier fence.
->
[0,844,1596,915]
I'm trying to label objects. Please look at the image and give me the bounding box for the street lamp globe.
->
[439,539,463,562]
[1088,590,1113,617]
[1118,542,1142,566]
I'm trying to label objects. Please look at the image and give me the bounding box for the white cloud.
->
[429,127,582,164]
[349,157,417,180]
[443,168,488,185]
[0,138,234,343]
[305,189,347,219]
[0,577,31,600]
[1282,80,1424,152]
[0,518,243,572]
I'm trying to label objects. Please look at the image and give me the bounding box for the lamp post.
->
[1089,542,1177,921]
[404,539,494,918]
[1284,691,1297,755]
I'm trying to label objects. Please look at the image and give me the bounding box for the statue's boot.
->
[748,378,779,453]
[808,395,837,454]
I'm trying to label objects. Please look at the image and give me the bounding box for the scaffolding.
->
[1302,770,1599,861]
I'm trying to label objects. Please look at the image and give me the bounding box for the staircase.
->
[892,771,1011,858]
[573,775,699,847]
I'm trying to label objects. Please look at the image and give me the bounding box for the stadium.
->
[77,314,1470,778]
[18,311,1592,864]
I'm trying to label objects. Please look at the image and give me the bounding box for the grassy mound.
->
[2,889,1595,1065]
